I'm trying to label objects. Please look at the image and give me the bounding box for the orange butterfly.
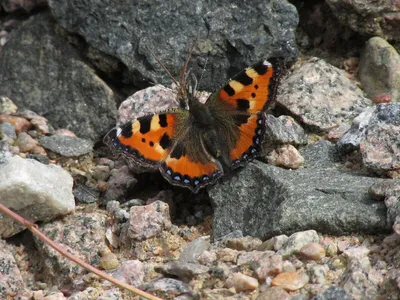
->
[104,58,284,193]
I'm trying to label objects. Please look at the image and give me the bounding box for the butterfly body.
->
[105,58,284,193]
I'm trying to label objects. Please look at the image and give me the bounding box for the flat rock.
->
[0,13,116,140]
[358,37,400,103]
[277,58,371,133]
[48,0,298,91]
[39,134,94,157]
[0,155,75,238]
[209,161,390,240]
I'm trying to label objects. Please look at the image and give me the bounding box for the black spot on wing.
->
[223,84,235,96]
[159,114,168,127]
[233,114,250,126]
[159,133,172,150]
[170,142,186,159]
[236,99,250,112]
[235,71,253,86]
[120,123,133,138]
[138,117,151,134]
[253,61,268,75]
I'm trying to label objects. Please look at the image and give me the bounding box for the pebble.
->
[226,236,263,251]
[92,165,111,181]
[14,132,38,152]
[39,134,94,157]
[179,237,210,263]
[30,115,50,134]
[308,264,328,284]
[73,184,100,204]
[279,230,320,258]
[271,272,310,291]
[254,254,283,281]
[0,114,32,133]
[256,286,290,300]
[111,260,144,287]
[266,144,304,169]
[217,248,239,263]
[157,261,209,280]
[0,122,17,139]
[258,235,289,251]
[299,243,326,261]
[99,248,120,270]
[226,272,259,292]
[197,250,217,265]
[0,96,18,114]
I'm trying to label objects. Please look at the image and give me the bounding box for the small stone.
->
[324,243,338,257]
[92,165,111,181]
[226,236,263,251]
[342,246,370,260]
[258,235,289,251]
[254,254,283,281]
[312,286,352,300]
[226,272,259,292]
[0,122,17,139]
[14,132,38,152]
[264,114,307,146]
[73,184,100,204]
[299,243,326,261]
[279,230,320,258]
[0,96,18,114]
[30,145,47,155]
[197,250,217,265]
[0,115,32,133]
[256,286,290,300]
[266,144,304,169]
[271,272,309,291]
[30,115,49,134]
[308,264,328,284]
[99,248,120,270]
[179,237,210,263]
[119,200,171,243]
[111,260,144,287]
[217,248,238,263]
[141,278,192,299]
[157,261,209,280]
[39,134,94,157]
[282,261,296,273]
[337,240,350,252]
[54,129,77,137]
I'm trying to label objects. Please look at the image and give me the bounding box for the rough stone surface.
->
[0,96,18,114]
[277,58,371,132]
[48,0,298,91]
[0,13,116,140]
[209,161,390,241]
[300,140,339,168]
[120,200,172,243]
[179,237,210,263]
[264,115,307,146]
[39,135,94,157]
[0,156,75,238]
[358,37,400,103]
[271,272,309,291]
[141,278,193,299]
[326,0,400,41]
[0,239,26,299]
[279,230,320,258]
[338,103,400,175]
[311,286,352,300]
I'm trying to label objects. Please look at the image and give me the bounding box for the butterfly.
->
[104,57,284,193]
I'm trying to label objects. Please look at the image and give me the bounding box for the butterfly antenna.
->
[197,54,209,89]
[146,46,179,87]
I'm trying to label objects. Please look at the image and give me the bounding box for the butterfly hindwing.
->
[103,112,181,168]
[159,120,224,193]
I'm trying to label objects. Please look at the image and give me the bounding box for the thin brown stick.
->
[0,203,163,300]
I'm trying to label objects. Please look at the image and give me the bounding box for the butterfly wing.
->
[206,58,284,169]
[159,119,224,193]
[103,111,182,168]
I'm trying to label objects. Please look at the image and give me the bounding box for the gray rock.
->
[179,237,210,263]
[264,115,307,146]
[358,37,400,102]
[157,261,209,280]
[0,122,16,140]
[300,140,339,168]
[141,278,193,299]
[277,58,372,132]
[326,0,400,41]
[0,13,116,140]
[39,135,94,157]
[311,286,352,300]
[48,0,298,91]
[0,156,75,238]
[338,103,400,175]
[73,184,100,204]
[103,165,138,204]
[209,161,389,241]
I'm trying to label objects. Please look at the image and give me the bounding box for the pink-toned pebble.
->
[373,93,392,104]
[271,272,309,291]
[217,248,238,263]
[254,254,283,281]
[30,145,47,156]
[299,243,326,261]
[14,132,38,152]
[54,128,77,137]
[226,272,259,292]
